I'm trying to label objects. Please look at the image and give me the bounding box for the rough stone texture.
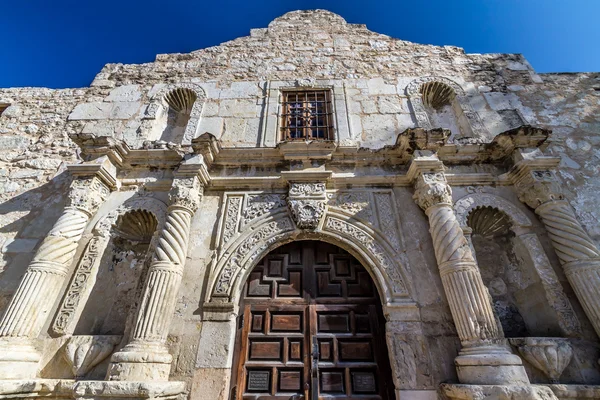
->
[0,8,599,400]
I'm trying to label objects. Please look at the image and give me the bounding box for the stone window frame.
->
[406,76,488,139]
[0,103,9,117]
[261,80,351,147]
[142,82,207,145]
[279,89,335,141]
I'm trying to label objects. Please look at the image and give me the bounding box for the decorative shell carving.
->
[509,337,573,383]
[164,88,197,113]
[114,209,158,243]
[467,206,512,238]
[420,81,456,109]
[64,335,122,378]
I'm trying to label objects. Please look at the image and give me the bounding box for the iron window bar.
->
[280,90,333,141]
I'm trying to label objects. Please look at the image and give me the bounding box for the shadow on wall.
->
[0,172,72,316]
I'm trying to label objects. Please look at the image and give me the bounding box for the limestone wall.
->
[0,8,598,396]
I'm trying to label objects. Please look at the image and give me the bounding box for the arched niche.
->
[51,195,168,337]
[454,192,581,338]
[406,76,488,141]
[142,83,206,145]
[208,212,413,308]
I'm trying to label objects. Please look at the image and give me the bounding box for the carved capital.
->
[287,182,327,230]
[67,177,110,216]
[514,170,563,209]
[413,172,452,210]
[169,177,203,213]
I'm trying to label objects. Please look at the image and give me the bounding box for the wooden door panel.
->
[233,241,392,400]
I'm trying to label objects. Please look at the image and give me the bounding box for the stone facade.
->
[0,9,599,400]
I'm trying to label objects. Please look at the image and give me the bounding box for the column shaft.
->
[108,178,201,382]
[411,166,528,385]
[0,177,109,379]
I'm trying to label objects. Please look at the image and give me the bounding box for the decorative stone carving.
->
[509,337,573,383]
[515,170,564,209]
[64,335,122,378]
[405,76,489,139]
[214,217,295,295]
[142,82,207,145]
[243,193,287,223]
[328,191,373,223]
[324,216,407,295]
[108,177,203,381]
[0,176,111,378]
[413,172,453,210]
[51,196,166,336]
[410,161,528,385]
[287,182,327,230]
[221,195,242,246]
[514,166,600,343]
[455,192,581,337]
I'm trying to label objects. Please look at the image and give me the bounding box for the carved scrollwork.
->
[213,218,295,295]
[288,182,326,197]
[324,216,407,295]
[243,194,287,222]
[169,177,203,213]
[514,170,564,209]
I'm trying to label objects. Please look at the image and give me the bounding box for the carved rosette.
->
[287,182,327,230]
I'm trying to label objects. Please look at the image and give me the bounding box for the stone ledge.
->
[546,384,600,399]
[0,380,186,400]
[440,383,558,400]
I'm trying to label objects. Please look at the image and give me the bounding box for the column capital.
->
[408,152,452,211]
[66,176,111,217]
[512,166,564,209]
[168,176,203,213]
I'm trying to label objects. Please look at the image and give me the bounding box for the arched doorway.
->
[231,241,394,399]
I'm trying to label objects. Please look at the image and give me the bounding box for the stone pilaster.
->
[0,176,110,379]
[408,154,528,385]
[513,162,600,342]
[108,176,202,381]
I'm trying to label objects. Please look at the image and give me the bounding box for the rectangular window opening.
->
[0,104,9,117]
[280,90,333,141]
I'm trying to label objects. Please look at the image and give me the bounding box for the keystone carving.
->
[287,182,327,230]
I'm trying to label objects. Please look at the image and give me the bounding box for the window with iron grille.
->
[280,90,334,141]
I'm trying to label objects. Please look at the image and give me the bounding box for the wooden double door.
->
[232,241,394,400]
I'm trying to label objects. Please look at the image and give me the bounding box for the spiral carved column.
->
[515,168,600,341]
[108,177,202,382]
[411,167,528,385]
[0,177,110,379]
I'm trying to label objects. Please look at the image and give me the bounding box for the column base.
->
[455,345,529,385]
[107,342,172,382]
[0,338,41,379]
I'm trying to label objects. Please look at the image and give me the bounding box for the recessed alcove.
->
[157,87,197,143]
[468,206,561,337]
[73,210,158,336]
[420,81,470,140]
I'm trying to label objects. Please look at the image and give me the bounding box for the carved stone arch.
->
[454,192,532,230]
[209,212,412,306]
[406,76,488,140]
[143,82,207,144]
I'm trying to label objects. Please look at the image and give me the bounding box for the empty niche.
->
[419,81,471,140]
[157,87,197,143]
[468,206,561,337]
[73,209,158,336]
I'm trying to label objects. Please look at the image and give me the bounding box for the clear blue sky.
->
[1,0,598,88]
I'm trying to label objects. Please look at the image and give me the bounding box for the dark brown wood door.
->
[232,241,394,400]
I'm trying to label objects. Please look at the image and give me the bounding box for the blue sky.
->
[1,0,598,88]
